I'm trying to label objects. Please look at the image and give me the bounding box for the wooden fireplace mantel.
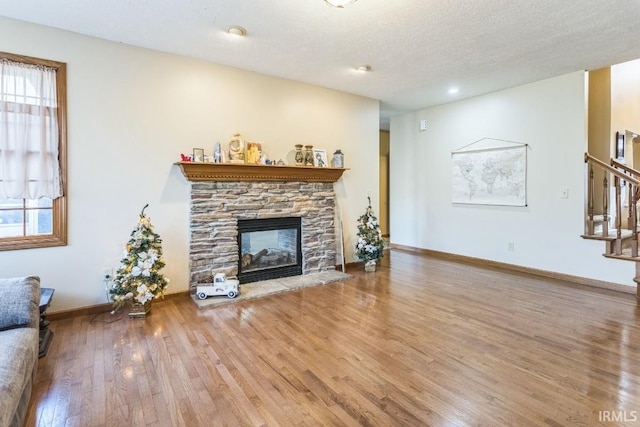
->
[174,162,348,183]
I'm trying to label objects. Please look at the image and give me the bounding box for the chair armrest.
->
[0,276,41,330]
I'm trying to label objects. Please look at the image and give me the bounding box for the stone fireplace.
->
[178,162,347,295]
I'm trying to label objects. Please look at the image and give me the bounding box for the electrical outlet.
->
[103,268,113,281]
[507,242,515,251]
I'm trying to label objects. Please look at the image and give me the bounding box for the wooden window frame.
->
[0,52,67,251]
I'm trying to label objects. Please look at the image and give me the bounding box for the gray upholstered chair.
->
[0,276,41,427]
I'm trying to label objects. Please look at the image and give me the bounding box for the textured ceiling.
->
[2,0,640,129]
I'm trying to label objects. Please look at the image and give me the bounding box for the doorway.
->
[380,130,390,237]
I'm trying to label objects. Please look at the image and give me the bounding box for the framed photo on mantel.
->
[313,149,327,167]
[193,148,204,162]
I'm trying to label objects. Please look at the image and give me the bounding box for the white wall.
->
[612,59,640,138]
[390,72,636,288]
[0,16,380,312]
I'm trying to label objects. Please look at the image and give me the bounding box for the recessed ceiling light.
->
[355,64,372,72]
[448,87,459,95]
[324,0,358,8]
[226,26,247,37]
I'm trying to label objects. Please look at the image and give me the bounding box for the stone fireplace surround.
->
[189,180,338,294]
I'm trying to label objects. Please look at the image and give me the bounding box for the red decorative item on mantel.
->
[180,153,192,162]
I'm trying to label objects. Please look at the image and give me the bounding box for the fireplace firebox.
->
[237,217,303,284]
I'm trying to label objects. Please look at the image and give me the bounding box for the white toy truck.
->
[196,273,239,299]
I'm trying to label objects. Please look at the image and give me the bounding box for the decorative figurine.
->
[229,132,245,163]
[196,273,239,300]
[214,142,222,163]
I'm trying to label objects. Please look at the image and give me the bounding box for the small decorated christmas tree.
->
[354,196,385,270]
[110,204,169,309]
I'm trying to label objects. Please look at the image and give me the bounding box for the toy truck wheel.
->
[227,290,237,298]
[197,292,207,300]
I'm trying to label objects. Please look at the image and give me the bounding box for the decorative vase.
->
[365,260,377,273]
[304,145,314,166]
[294,144,304,165]
[129,300,152,318]
[331,149,344,168]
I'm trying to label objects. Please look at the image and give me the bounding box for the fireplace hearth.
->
[238,217,302,283]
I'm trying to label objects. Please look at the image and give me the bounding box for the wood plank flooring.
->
[26,249,640,426]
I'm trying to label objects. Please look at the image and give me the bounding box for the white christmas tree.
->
[110,205,169,309]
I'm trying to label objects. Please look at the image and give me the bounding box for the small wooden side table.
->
[39,288,54,358]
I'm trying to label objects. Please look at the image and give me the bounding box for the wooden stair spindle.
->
[602,173,609,240]
[636,262,640,300]
[587,163,595,235]
[632,183,639,257]
[614,175,622,255]
[629,182,635,229]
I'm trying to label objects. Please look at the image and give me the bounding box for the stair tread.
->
[582,229,634,241]
[604,249,640,262]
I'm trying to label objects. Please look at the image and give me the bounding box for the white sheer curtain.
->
[0,58,62,199]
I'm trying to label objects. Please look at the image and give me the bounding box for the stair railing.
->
[585,153,640,256]
[611,159,640,228]
[611,158,640,257]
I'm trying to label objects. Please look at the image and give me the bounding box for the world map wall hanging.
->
[451,138,527,206]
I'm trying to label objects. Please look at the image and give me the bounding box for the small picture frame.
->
[616,131,625,159]
[313,149,328,167]
[245,141,262,165]
[193,148,205,162]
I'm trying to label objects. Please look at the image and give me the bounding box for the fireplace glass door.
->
[237,217,302,283]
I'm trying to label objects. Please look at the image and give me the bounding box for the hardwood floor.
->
[27,250,640,426]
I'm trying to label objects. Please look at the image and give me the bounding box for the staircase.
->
[583,153,640,300]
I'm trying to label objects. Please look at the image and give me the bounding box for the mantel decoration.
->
[177,131,344,169]
[110,204,169,317]
[229,132,245,163]
[355,196,385,272]
[331,149,344,168]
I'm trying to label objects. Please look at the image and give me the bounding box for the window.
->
[0,52,67,251]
